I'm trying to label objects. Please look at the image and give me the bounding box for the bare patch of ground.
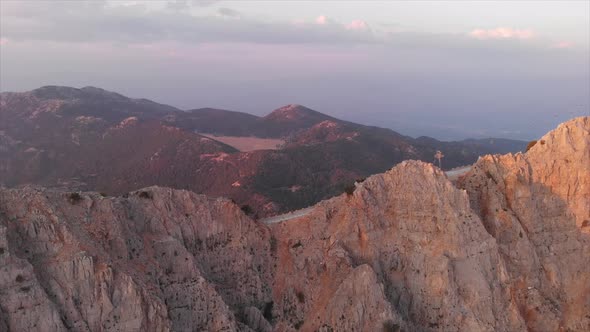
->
[201,134,285,151]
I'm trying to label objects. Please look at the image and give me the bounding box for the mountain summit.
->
[264,104,334,123]
[250,104,338,137]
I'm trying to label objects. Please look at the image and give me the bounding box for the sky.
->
[1,0,589,140]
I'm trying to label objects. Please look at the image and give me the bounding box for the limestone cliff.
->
[457,117,590,331]
[0,189,273,331]
[0,117,587,331]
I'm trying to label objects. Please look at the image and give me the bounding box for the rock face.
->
[268,161,524,332]
[457,116,590,331]
[0,188,273,331]
[0,117,587,331]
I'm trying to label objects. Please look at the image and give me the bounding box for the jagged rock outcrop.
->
[269,161,525,332]
[0,117,587,331]
[0,188,273,331]
[457,117,590,331]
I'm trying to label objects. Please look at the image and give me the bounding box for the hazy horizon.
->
[1,1,589,140]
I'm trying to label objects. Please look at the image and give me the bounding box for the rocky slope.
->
[0,117,584,331]
[457,116,590,331]
[0,187,274,331]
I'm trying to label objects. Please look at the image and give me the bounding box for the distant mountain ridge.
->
[168,103,343,138]
[0,85,527,216]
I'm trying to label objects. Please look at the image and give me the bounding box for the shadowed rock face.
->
[457,116,590,332]
[0,117,587,331]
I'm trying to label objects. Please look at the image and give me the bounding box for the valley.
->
[200,134,285,152]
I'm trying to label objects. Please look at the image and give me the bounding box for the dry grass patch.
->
[201,134,285,151]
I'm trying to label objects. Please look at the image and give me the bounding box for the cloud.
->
[315,15,328,25]
[0,37,8,46]
[218,7,240,18]
[551,41,574,49]
[0,1,564,62]
[0,1,376,45]
[313,15,342,27]
[469,27,534,40]
[190,0,221,6]
[166,1,191,11]
[346,20,369,31]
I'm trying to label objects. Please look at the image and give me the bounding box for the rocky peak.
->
[527,116,589,231]
[462,116,589,232]
[269,160,521,331]
[270,104,307,116]
[264,104,331,123]
[457,116,590,331]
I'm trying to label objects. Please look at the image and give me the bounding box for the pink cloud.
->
[346,20,368,31]
[469,27,534,40]
[551,41,574,49]
[315,15,328,25]
[291,18,305,26]
[0,37,8,46]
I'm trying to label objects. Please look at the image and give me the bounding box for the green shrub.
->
[382,320,400,332]
[241,205,253,215]
[526,140,537,152]
[269,236,277,253]
[294,320,304,330]
[263,301,274,321]
[344,184,356,196]
[138,191,152,199]
[296,290,305,303]
[68,192,82,204]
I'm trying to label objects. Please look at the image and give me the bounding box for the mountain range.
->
[0,117,587,331]
[0,86,526,216]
